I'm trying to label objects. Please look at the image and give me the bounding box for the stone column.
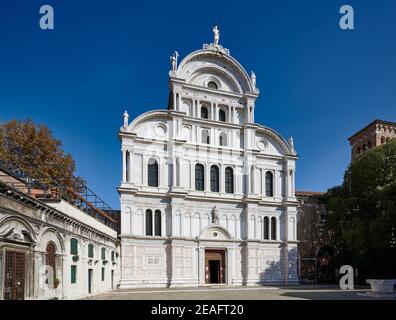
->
[227,248,232,285]
[173,92,177,110]
[122,149,126,182]
[177,93,182,111]
[33,250,42,299]
[250,166,255,194]
[172,157,177,188]
[198,246,205,285]
[220,164,225,193]
[142,155,148,186]
[129,149,134,184]
[236,218,241,239]
[190,162,195,190]
[205,164,210,192]
[196,100,200,117]
[161,212,166,237]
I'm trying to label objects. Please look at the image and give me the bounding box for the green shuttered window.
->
[71,266,77,284]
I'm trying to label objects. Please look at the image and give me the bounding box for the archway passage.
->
[205,249,225,284]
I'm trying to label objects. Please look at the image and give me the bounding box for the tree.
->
[0,119,78,189]
[325,140,396,281]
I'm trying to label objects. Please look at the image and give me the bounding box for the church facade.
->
[118,26,299,288]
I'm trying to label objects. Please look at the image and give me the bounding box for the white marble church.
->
[118,26,299,288]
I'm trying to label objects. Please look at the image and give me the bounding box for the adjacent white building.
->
[0,168,119,300]
[118,26,299,288]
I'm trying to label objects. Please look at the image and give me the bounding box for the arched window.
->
[70,238,78,255]
[148,159,158,187]
[264,217,269,240]
[88,244,94,258]
[155,210,162,236]
[201,106,208,119]
[46,243,56,285]
[271,217,277,240]
[381,136,385,144]
[225,167,234,193]
[219,109,226,122]
[201,130,210,144]
[195,164,205,191]
[219,132,227,146]
[265,171,274,197]
[210,165,219,192]
[101,247,106,260]
[207,81,218,89]
[145,209,153,236]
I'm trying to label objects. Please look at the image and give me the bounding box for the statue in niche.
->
[211,206,219,224]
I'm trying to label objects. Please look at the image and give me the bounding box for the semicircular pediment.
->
[187,66,242,94]
[177,50,253,94]
[199,225,232,240]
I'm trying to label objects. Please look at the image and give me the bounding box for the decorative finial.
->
[251,71,256,89]
[170,51,179,72]
[213,24,220,46]
[123,110,129,127]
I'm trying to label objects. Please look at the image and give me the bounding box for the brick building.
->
[348,119,396,160]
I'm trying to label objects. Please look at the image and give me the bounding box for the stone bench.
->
[366,279,396,294]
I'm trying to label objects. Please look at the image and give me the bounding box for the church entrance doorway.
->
[205,249,225,284]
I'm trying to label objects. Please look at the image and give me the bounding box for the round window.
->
[207,81,218,89]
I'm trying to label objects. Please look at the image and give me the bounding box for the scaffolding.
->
[0,161,118,231]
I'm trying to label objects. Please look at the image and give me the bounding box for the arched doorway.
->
[316,245,335,283]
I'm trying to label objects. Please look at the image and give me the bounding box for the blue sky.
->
[1,0,395,208]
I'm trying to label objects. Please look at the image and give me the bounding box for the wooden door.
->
[4,251,25,300]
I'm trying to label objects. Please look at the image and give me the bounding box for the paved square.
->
[83,285,396,300]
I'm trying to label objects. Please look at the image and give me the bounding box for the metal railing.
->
[0,161,118,231]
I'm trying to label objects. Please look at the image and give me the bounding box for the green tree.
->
[325,140,396,281]
[0,119,78,188]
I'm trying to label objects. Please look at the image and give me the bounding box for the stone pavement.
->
[83,285,396,300]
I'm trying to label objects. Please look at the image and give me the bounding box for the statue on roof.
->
[288,136,295,153]
[170,51,179,72]
[251,71,256,89]
[213,24,220,46]
[123,110,129,127]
